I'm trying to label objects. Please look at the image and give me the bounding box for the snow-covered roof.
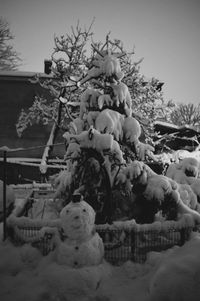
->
[0,70,54,80]
[154,120,179,131]
[154,120,199,135]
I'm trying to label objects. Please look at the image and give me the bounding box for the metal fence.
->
[8,224,193,264]
[5,184,196,264]
[97,227,191,264]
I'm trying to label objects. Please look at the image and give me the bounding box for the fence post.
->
[131,230,136,261]
[3,151,7,241]
[180,227,191,246]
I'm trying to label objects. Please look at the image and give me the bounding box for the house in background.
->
[0,66,65,159]
[0,65,67,183]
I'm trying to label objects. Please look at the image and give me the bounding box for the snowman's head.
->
[60,195,96,241]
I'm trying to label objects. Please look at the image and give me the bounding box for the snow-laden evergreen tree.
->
[16,22,184,224]
[16,22,173,140]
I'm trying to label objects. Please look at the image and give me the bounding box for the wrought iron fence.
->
[98,227,192,264]
[8,224,194,264]
[5,181,197,264]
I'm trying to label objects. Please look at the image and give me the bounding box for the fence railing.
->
[8,224,194,264]
[1,147,199,264]
[5,184,197,264]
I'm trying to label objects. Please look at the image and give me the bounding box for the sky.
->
[1,0,200,104]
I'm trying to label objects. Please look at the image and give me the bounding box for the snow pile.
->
[1,231,200,300]
[0,240,110,301]
[0,241,45,301]
[149,232,200,301]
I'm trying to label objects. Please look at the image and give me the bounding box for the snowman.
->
[40,192,104,267]
[39,193,110,300]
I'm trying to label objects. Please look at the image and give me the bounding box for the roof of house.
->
[0,70,54,81]
[154,120,199,136]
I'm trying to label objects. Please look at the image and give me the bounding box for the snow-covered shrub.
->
[116,160,200,224]
[166,157,200,207]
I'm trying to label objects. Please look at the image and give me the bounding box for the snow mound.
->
[149,232,200,301]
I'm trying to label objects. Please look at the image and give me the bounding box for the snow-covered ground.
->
[1,231,200,301]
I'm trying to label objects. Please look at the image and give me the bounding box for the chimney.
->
[156,82,164,91]
[44,60,52,74]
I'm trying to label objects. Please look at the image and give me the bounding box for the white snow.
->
[149,232,200,301]
[2,39,200,301]
[1,230,200,300]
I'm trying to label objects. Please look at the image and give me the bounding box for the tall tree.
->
[16,21,173,139]
[0,17,21,70]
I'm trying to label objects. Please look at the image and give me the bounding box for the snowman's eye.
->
[66,209,70,214]
[83,208,86,213]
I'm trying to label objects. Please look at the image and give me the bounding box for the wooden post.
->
[131,230,136,262]
[3,151,7,241]
[180,228,186,246]
[39,100,63,181]
[39,122,57,178]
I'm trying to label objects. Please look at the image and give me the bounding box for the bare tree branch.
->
[0,17,21,70]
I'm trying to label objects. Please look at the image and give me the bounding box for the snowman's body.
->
[56,232,104,267]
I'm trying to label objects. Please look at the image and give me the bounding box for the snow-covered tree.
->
[0,17,21,70]
[17,22,190,225]
[170,103,200,128]
[16,22,173,139]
